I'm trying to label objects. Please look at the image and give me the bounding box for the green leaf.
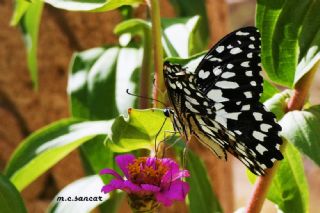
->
[260,80,279,103]
[44,0,143,12]
[280,105,320,166]
[10,0,30,26]
[114,18,151,36]
[68,46,142,120]
[256,0,320,87]
[19,0,44,89]
[0,173,27,213]
[162,16,205,57]
[48,175,123,213]
[107,108,174,152]
[168,0,209,48]
[247,142,309,213]
[79,136,114,183]
[187,151,222,213]
[5,118,112,191]
[263,90,290,120]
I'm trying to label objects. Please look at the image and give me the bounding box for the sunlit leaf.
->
[168,0,209,48]
[0,173,27,213]
[68,46,142,120]
[44,0,143,12]
[5,119,112,191]
[162,16,204,57]
[107,108,174,152]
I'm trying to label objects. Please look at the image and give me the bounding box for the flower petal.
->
[115,154,135,178]
[123,180,142,192]
[160,158,180,183]
[156,180,189,206]
[99,168,123,180]
[141,184,160,192]
[101,179,142,194]
[101,179,125,194]
[172,170,190,181]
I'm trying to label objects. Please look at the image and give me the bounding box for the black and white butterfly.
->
[163,27,283,175]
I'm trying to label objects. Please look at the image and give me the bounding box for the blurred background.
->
[0,0,319,212]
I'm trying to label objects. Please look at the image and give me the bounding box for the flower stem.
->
[147,0,165,107]
[246,61,319,213]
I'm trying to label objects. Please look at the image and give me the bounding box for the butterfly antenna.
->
[154,117,168,157]
[126,89,167,107]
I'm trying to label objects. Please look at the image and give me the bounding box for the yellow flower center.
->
[127,157,168,185]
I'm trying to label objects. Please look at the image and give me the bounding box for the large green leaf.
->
[19,0,44,89]
[280,105,320,166]
[44,0,143,12]
[187,151,222,213]
[68,46,141,120]
[48,175,123,213]
[247,142,309,213]
[256,0,320,87]
[107,108,174,152]
[79,136,114,183]
[5,119,112,191]
[0,173,27,213]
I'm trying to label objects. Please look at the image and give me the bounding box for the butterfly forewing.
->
[163,26,283,175]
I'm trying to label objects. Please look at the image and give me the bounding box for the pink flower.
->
[100,154,190,207]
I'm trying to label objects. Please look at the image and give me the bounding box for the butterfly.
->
[163,26,283,175]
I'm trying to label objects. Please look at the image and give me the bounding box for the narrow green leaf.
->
[280,105,320,166]
[44,0,143,12]
[247,142,309,213]
[19,0,44,89]
[10,0,30,26]
[0,173,27,213]
[5,119,112,191]
[114,18,151,36]
[187,151,222,213]
[68,46,142,119]
[107,109,174,152]
[257,0,320,87]
[48,175,122,213]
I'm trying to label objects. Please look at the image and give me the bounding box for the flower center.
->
[127,157,168,185]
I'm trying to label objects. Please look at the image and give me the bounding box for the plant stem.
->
[246,61,319,213]
[147,0,165,107]
[139,27,153,109]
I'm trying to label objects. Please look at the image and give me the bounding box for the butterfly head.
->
[163,108,174,118]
